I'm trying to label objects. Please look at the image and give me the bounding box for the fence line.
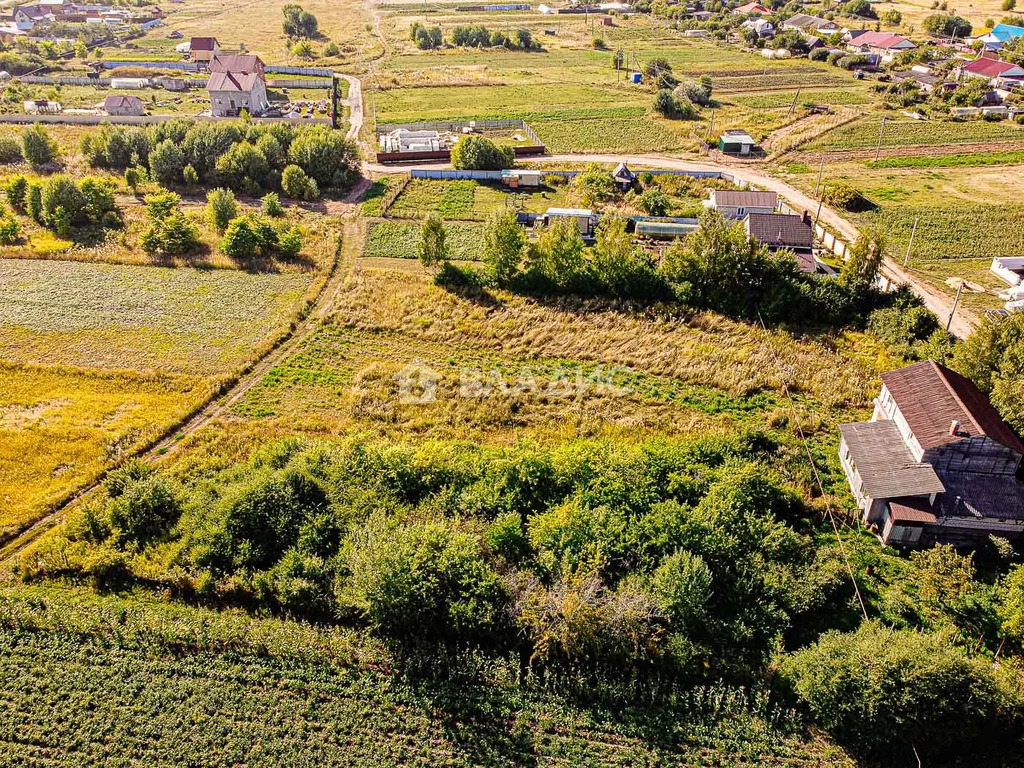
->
[377,117,538,136]
[267,79,332,89]
[380,173,412,216]
[410,168,727,181]
[0,113,331,126]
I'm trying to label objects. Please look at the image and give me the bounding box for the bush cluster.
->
[80,120,358,196]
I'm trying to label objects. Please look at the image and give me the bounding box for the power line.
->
[756,311,870,621]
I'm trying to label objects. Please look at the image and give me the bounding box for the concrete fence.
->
[410,168,728,181]
[21,76,109,86]
[102,60,200,71]
[267,79,332,89]
[0,113,331,126]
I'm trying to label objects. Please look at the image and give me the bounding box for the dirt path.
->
[365,149,977,339]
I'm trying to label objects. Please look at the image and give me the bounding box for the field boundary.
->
[0,219,358,561]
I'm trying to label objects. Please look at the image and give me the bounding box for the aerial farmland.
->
[2,0,1024,765]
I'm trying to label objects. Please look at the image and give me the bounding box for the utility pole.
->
[874,116,886,163]
[813,153,825,198]
[903,217,919,267]
[787,87,801,119]
[946,281,964,332]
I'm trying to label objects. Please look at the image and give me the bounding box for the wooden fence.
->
[379,173,411,216]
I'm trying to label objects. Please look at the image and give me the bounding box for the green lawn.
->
[364,220,486,260]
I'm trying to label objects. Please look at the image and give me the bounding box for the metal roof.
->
[882,361,1024,454]
[711,190,777,209]
[839,420,946,499]
[546,208,592,216]
[888,496,938,525]
[744,213,813,249]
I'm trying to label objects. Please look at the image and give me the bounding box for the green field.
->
[0,585,853,767]
[866,150,1024,169]
[364,220,486,260]
[809,116,1024,150]
[0,260,313,376]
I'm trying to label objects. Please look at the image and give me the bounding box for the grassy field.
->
[0,259,313,375]
[0,364,207,535]
[364,220,485,260]
[0,584,855,767]
[807,116,1024,150]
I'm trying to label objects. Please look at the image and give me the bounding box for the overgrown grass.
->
[866,150,1024,169]
[808,116,1024,150]
[0,584,854,767]
[0,363,206,534]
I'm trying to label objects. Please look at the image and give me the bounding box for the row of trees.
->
[4,172,118,237]
[79,121,358,196]
[410,22,537,51]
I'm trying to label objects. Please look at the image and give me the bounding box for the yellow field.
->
[0,363,208,535]
[137,0,379,63]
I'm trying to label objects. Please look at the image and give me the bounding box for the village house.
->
[209,52,266,78]
[742,17,775,37]
[189,36,220,65]
[847,31,916,62]
[732,2,771,14]
[977,22,1024,51]
[839,360,1024,548]
[206,69,269,117]
[782,12,840,36]
[743,211,815,271]
[12,4,52,29]
[707,189,777,218]
[960,56,1024,88]
[102,94,145,116]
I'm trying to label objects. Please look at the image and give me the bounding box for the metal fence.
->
[267,79,332,89]
[410,168,728,181]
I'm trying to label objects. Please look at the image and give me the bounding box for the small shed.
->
[612,162,636,191]
[502,169,543,188]
[103,94,145,116]
[718,129,756,155]
[543,207,594,236]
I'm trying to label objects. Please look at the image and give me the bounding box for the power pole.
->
[946,281,964,332]
[787,87,801,119]
[813,153,825,198]
[903,217,919,267]
[874,117,886,163]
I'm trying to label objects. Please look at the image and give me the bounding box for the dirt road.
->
[365,150,977,339]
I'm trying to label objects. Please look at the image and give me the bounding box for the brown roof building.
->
[209,53,265,78]
[840,360,1024,548]
[744,212,815,271]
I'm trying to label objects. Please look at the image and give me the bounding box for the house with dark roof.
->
[207,70,269,117]
[744,211,815,271]
[709,189,777,218]
[102,94,145,116]
[209,53,266,79]
[189,36,220,64]
[839,360,1024,547]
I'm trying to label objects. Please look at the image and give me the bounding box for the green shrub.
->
[278,225,303,258]
[781,623,1002,760]
[40,175,87,227]
[26,181,42,222]
[205,188,237,232]
[221,214,279,260]
[4,174,28,211]
[0,136,23,164]
[261,192,284,217]
[450,135,514,170]
[0,214,20,244]
[22,124,57,167]
[148,139,186,185]
[281,164,318,200]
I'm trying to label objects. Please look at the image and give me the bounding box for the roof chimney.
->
[949,419,960,436]
[802,210,811,225]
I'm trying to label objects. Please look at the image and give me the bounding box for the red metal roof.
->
[963,57,1024,78]
[888,497,938,525]
[190,36,218,51]
[881,360,1024,454]
[853,31,915,49]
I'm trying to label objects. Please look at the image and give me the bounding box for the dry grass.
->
[0,363,208,535]
[329,267,878,408]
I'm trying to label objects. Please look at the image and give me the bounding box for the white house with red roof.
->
[847,31,916,62]
[961,56,1024,87]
